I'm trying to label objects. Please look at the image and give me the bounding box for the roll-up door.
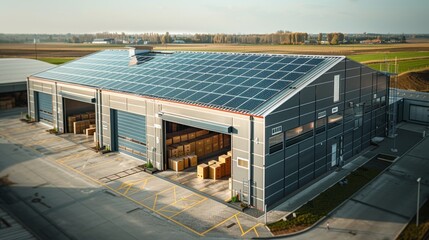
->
[116,110,147,161]
[37,92,53,124]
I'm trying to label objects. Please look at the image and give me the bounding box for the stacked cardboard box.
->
[73,120,91,134]
[218,155,231,177]
[168,154,198,171]
[197,163,209,179]
[67,112,96,134]
[209,163,222,180]
[0,97,15,109]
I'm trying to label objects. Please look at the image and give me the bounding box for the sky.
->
[1,0,428,34]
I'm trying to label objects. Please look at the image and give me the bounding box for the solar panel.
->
[34,50,333,113]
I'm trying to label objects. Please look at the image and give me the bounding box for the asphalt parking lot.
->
[0,108,271,239]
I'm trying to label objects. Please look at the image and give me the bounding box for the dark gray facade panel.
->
[299,173,314,186]
[265,150,283,168]
[266,162,284,186]
[299,138,313,151]
[284,180,298,196]
[300,87,316,104]
[300,112,315,125]
[315,141,327,158]
[265,180,284,199]
[315,83,333,99]
[266,107,299,126]
[284,155,298,176]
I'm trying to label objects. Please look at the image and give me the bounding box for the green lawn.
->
[38,57,75,65]
[267,162,387,235]
[348,51,429,63]
[367,59,429,74]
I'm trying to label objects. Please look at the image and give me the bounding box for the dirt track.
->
[395,70,429,92]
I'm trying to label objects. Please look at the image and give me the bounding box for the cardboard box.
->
[196,129,209,137]
[172,148,179,157]
[218,155,231,164]
[204,144,212,155]
[219,162,226,177]
[166,138,173,146]
[209,163,222,180]
[212,142,219,152]
[183,156,189,168]
[224,134,231,147]
[227,151,232,157]
[89,124,96,128]
[81,113,89,120]
[170,158,184,171]
[197,164,209,179]
[219,134,224,148]
[219,155,231,176]
[204,137,212,146]
[189,155,198,167]
[176,145,184,156]
[184,143,192,155]
[173,136,181,144]
[208,160,217,166]
[181,134,188,142]
[188,132,196,140]
[86,128,96,136]
[196,147,204,157]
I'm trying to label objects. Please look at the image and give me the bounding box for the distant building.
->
[173,40,186,44]
[92,38,115,44]
[360,39,382,44]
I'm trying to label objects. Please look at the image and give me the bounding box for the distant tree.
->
[161,32,172,44]
[330,34,339,45]
[318,33,322,43]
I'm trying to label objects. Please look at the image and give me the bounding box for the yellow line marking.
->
[235,215,244,235]
[224,197,231,202]
[55,161,204,236]
[173,185,177,202]
[152,194,158,210]
[253,227,259,237]
[241,223,263,237]
[169,198,207,218]
[199,187,207,192]
[200,212,240,235]
[156,193,197,212]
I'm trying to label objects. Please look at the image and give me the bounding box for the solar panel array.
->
[34,50,331,113]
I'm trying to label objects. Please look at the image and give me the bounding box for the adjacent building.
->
[27,47,389,210]
[0,58,53,109]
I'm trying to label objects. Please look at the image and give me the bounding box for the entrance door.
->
[37,92,53,125]
[331,143,337,167]
[115,110,147,161]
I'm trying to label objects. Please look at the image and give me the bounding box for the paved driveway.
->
[0,109,271,239]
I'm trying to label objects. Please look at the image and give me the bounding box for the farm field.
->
[1,42,428,90]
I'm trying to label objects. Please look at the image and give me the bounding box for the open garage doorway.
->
[63,97,96,148]
[157,121,233,202]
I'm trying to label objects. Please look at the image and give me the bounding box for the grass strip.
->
[268,160,388,235]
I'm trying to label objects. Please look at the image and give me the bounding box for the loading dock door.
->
[116,110,147,161]
[37,92,53,124]
[409,105,429,123]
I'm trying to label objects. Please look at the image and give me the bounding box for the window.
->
[285,122,314,147]
[334,75,340,102]
[328,113,343,129]
[316,118,326,134]
[269,133,283,154]
[237,157,249,169]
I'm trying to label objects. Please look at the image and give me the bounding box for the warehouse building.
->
[0,58,52,110]
[28,47,389,210]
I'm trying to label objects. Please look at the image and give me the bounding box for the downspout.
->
[26,77,31,118]
[97,89,103,148]
[248,116,254,206]
[55,82,60,132]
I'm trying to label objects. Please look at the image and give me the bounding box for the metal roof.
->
[32,50,343,116]
[0,206,37,240]
[0,58,54,85]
